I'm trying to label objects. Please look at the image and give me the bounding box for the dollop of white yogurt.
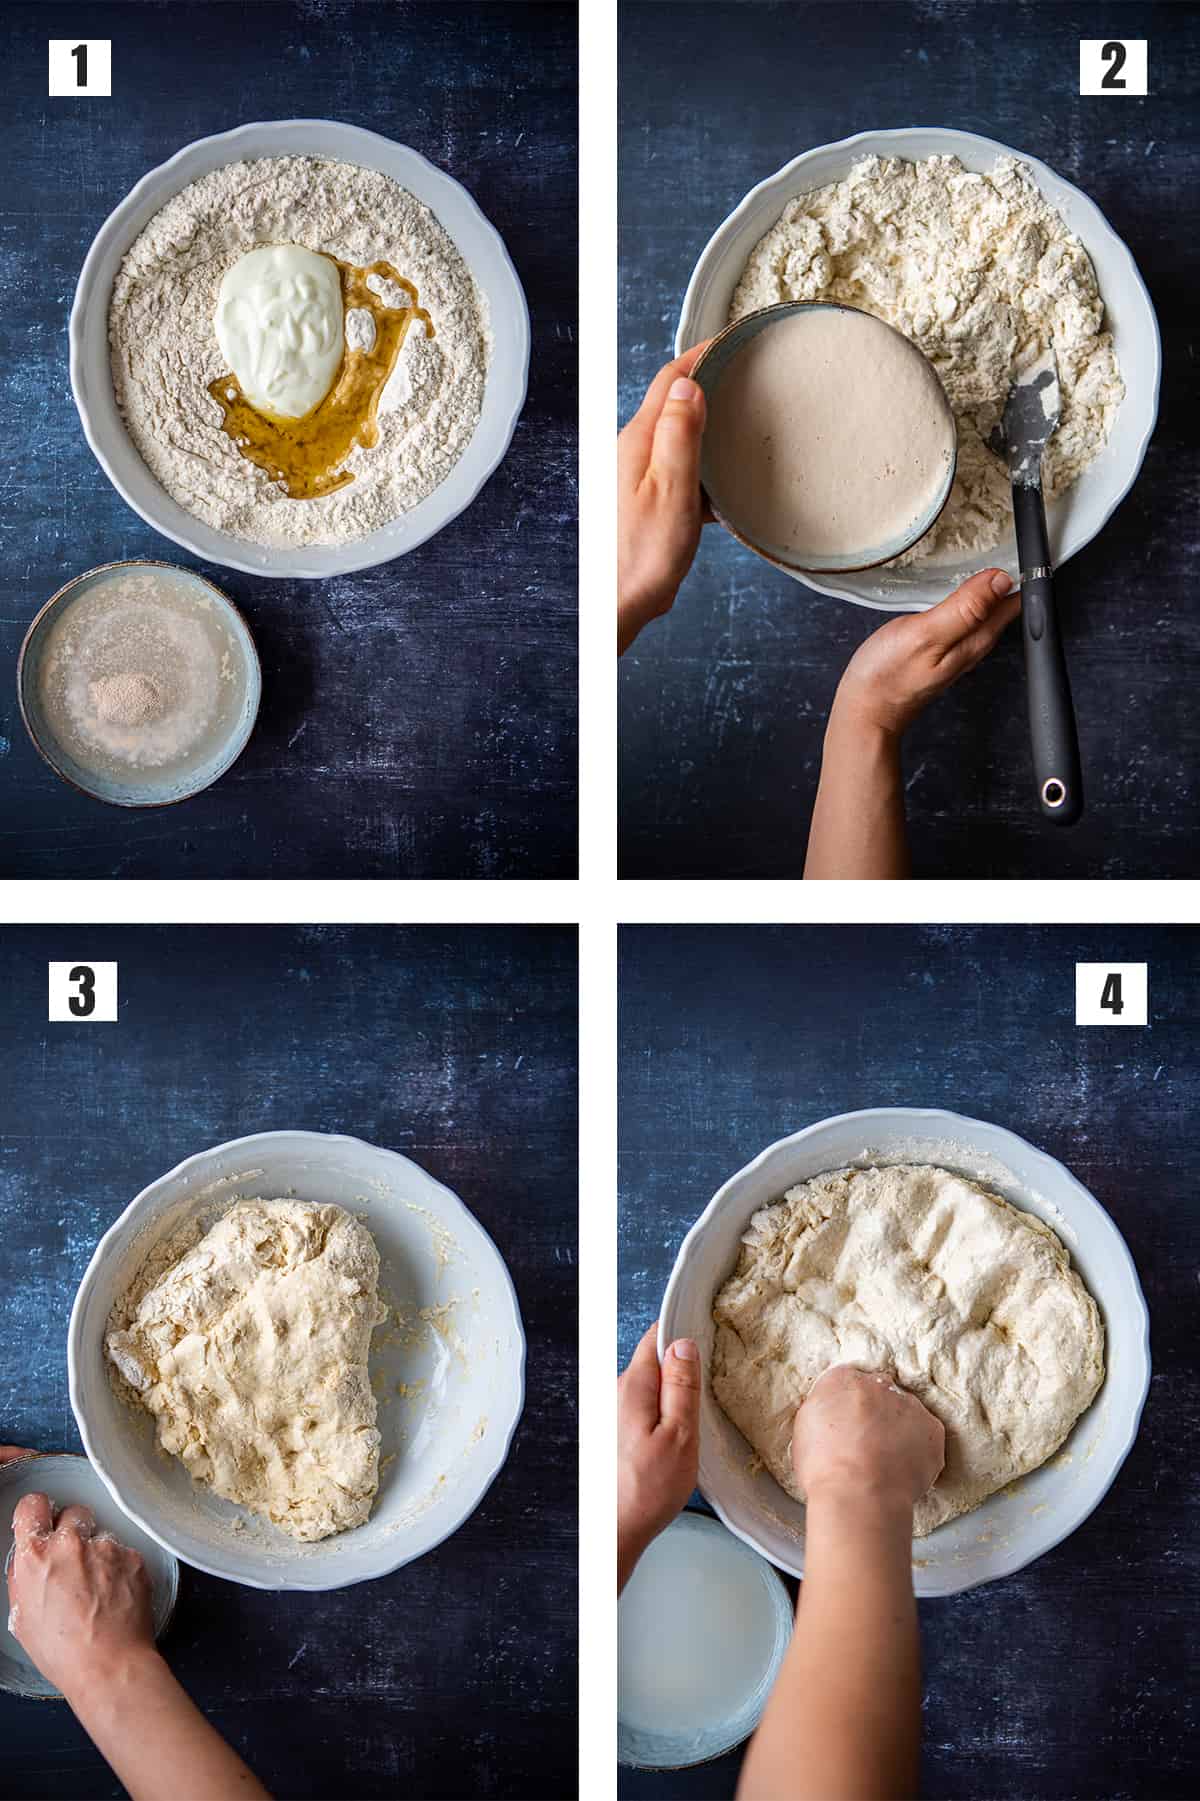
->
[214,244,343,420]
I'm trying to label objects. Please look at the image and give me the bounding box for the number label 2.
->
[1079,38,1148,96]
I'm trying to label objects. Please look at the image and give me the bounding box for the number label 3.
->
[48,962,119,1023]
[1075,963,1149,1027]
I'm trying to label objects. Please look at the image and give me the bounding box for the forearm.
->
[804,708,910,880]
[66,1646,270,1801]
[738,1488,919,1801]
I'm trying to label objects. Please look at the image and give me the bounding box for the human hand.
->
[1,1445,38,1464]
[7,1494,156,1700]
[617,1323,702,1589]
[831,568,1020,740]
[617,344,711,653]
[791,1365,945,1511]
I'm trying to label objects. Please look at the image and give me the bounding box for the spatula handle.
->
[1013,482,1083,826]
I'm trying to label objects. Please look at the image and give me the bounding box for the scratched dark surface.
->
[0,2,577,878]
[618,1,1199,879]
[618,925,1198,1800]
[0,926,578,1800]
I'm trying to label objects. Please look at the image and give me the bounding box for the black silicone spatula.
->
[991,350,1083,825]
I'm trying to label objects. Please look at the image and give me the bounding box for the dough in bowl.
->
[106,1199,389,1541]
[711,1164,1104,1536]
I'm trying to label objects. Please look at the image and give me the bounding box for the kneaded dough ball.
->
[107,1199,389,1541]
[711,1163,1104,1536]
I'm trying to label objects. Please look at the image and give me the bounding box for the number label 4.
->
[1075,963,1148,1027]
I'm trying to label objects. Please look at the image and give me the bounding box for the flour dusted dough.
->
[711,1164,1104,1536]
[107,1200,389,1541]
[730,155,1124,566]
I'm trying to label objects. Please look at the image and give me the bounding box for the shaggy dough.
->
[107,1200,389,1541]
[711,1164,1104,1536]
[730,154,1124,567]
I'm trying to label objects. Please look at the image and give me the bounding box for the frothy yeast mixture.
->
[702,308,954,565]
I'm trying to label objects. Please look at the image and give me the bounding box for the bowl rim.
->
[69,118,531,581]
[676,125,1162,613]
[616,1506,794,1769]
[691,300,958,573]
[15,558,262,809]
[659,1106,1151,1595]
[67,1128,528,1591]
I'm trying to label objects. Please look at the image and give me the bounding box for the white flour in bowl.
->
[730,154,1124,565]
[109,156,490,548]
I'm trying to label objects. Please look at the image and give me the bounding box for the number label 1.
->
[1079,38,1148,96]
[48,962,119,1022]
[48,39,112,96]
[1075,963,1149,1027]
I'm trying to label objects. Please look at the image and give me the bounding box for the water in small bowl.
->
[19,563,260,806]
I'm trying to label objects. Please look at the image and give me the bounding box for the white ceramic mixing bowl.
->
[69,1131,525,1591]
[70,120,530,580]
[677,127,1160,612]
[659,1109,1149,1597]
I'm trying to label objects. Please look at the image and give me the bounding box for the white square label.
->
[1075,963,1148,1026]
[48,39,111,96]
[48,962,118,1022]
[1079,39,1148,95]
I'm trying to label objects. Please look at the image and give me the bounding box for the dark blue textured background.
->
[619,924,1198,1799]
[0,1,577,878]
[619,0,1199,879]
[0,925,578,1800]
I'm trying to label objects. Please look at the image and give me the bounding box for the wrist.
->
[65,1638,165,1715]
[804,1473,914,1530]
[618,578,673,646]
[827,688,905,749]
[617,1519,654,1592]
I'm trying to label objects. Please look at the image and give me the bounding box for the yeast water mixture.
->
[703,307,955,566]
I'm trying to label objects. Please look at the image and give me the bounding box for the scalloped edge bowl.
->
[677,127,1160,612]
[659,1108,1149,1597]
[70,120,530,579]
[69,1131,526,1591]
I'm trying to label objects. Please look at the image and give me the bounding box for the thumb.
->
[659,1337,702,1433]
[922,568,1020,659]
[647,378,706,493]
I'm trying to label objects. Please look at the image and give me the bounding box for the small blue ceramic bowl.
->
[17,561,261,807]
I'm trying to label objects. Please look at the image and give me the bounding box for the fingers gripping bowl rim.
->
[676,126,1161,613]
[68,1131,526,1592]
[658,1108,1150,1597]
[70,119,531,581]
